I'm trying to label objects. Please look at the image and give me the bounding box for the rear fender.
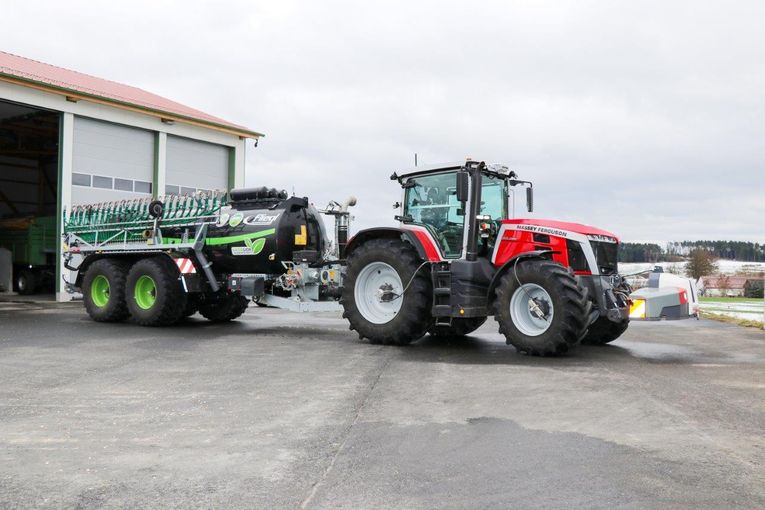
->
[486,249,555,301]
[345,227,441,261]
[72,253,166,288]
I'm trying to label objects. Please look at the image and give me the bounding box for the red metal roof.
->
[0,51,261,137]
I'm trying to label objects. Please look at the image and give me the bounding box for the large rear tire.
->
[198,293,249,322]
[82,258,130,322]
[342,238,432,345]
[126,257,187,326]
[429,317,487,337]
[581,317,629,345]
[494,259,591,356]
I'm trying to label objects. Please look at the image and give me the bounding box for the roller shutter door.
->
[71,117,154,205]
[165,135,229,195]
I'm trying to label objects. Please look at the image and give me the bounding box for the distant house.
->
[700,276,760,297]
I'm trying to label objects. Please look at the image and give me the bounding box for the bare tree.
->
[685,248,718,280]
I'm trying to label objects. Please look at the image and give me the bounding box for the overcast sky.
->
[4,1,763,243]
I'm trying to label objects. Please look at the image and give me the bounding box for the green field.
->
[700,297,763,304]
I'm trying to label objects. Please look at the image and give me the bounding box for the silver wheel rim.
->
[354,261,404,324]
[510,283,554,336]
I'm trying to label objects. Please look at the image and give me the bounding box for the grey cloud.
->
[4,0,763,241]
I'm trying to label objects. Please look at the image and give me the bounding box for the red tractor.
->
[342,160,631,355]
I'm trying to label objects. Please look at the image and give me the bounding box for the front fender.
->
[487,249,556,299]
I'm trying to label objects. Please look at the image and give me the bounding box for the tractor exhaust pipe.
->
[336,196,357,259]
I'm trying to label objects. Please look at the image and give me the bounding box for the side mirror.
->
[526,186,534,212]
[456,171,469,203]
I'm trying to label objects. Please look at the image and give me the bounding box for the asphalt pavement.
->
[0,301,763,509]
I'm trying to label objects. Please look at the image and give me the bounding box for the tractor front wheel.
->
[342,238,432,345]
[494,259,591,356]
[126,257,187,326]
[581,317,629,345]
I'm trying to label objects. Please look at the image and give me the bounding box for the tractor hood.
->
[502,218,620,243]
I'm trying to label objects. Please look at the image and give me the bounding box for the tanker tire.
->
[198,294,249,322]
[83,258,130,322]
[581,317,629,345]
[341,238,433,346]
[126,257,187,326]
[429,317,487,337]
[494,260,591,356]
[17,270,37,295]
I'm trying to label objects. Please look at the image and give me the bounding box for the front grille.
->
[566,239,589,272]
[591,241,618,275]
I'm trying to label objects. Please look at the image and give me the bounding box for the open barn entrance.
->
[0,99,60,296]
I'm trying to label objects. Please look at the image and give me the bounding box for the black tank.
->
[167,187,328,275]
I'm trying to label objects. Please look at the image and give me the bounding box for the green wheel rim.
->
[91,275,110,308]
[134,275,157,310]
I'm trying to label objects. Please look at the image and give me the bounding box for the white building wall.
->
[0,80,251,302]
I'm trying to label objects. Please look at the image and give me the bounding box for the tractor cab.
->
[392,160,532,261]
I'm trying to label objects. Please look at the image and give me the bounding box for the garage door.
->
[71,117,154,205]
[165,135,229,195]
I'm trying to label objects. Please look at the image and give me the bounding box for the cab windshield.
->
[403,171,508,258]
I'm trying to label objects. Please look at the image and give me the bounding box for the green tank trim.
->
[161,228,276,246]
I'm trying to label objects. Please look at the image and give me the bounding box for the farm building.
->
[700,275,763,298]
[0,51,262,301]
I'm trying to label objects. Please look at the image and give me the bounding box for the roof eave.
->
[0,73,264,139]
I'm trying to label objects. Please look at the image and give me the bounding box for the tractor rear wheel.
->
[581,317,629,345]
[342,238,432,345]
[83,258,130,322]
[126,257,187,326]
[494,259,591,356]
[198,293,249,322]
[429,317,487,337]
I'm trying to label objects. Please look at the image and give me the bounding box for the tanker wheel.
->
[581,317,629,345]
[429,317,487,337]
[341,238,433,346]
[198,294,249,322]
[82,258,130,322]
[494,259,591,356]
[16,270,37,295]
[126,257,187,326]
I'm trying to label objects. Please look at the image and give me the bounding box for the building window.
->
[180,186,196,196]
[134,181,152,194]
[72,173,91,187]
[92,175,113,189]
[165,184,180,195]
[114,178,133,192]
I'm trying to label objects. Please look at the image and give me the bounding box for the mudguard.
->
[487,249,555,297]
[345,227,441,261]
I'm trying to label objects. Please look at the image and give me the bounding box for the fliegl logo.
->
[244,213,281,226]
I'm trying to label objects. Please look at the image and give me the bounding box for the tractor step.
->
[431,262,452,318]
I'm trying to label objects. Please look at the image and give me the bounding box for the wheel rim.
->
[510,283,554,336]
[91,275,110,308]
[354,261,404,324]
[18,275,26,292]
[134,275,157,310]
